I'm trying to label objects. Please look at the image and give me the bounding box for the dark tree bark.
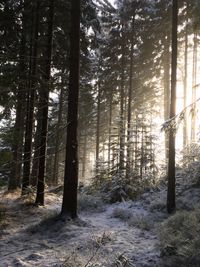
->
[167,0,178,214]
[30,107,42,186]
[52,85,64,185]
[95,82,101,179]
[163,35,170,162]
[183,5,188,147]
[119,22,126,173]
[61,0,81,218]
[126,13,135,180]
[108,91,113,173]
[35,0,54,206]
[22,0,40,195]
[81,130,87,181]
[8,0,27,190]
[134,112,139,174]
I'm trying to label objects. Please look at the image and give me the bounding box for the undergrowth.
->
[0,203,6,234]
[158,205,200,266]
[112,207,153,231]
[78,193,105,212]
[0,203,6,222]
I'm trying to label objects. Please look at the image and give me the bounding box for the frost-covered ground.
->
[1,183,200,267]
[0,189,162,267]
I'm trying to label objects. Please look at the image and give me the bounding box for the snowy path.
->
[0,192,161,267]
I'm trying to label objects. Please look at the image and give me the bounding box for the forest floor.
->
[0,187,163,267]
[0,181,199,267]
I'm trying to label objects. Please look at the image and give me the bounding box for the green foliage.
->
[159,206,200,266]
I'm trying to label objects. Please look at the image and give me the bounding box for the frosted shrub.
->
[112,207,132,221]
[150,198,166,212]
[21,186,37,204]
[112,207,153,231]
[159,206,200,266]
[78,193,104,212]
[100,173,142,203]
[128,215,154,231]
[181,143,200,186]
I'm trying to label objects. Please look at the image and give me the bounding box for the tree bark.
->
[52,85,64,185]
[183,5,188,147]
[167,0,178,214]
[108,92,113,174]
[95,82,101,180]
[30,107,42,186]
[8,0,27,190]
[35,0,54,206]
[163,35,170,163]
[119,22,126,173]
[61,0,81,218]
[81,130,87,181]
[126,14,135,180]
[191,32,197,143]
[22,0,40,194]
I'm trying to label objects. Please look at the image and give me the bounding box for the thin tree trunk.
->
[61,0,81,218]
[119,23,125,173]
[30,107,42,186]
[81,130,87,181]
[191,32,197,143]
[140,122,144,180]
[52,85,64,185]
[35,0,54,205]
[167,0,178,214]
[163,35,170,163]
[96,82,101,179]
[134,112,138,175]
[183,7,188,147]
[108,92,113,174]
[126,14,135,179]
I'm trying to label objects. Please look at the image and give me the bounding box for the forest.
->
[0,0,200,266]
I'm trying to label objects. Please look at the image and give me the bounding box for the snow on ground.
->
[0,189,161,267]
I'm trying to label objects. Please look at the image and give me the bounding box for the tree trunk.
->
[191,32,197,143]
[108,92,113,174]
[183,6,188,147]
[81,131,87,182]
[163,35,170,163]
[52,85,64,185]
[95,82,101,180]
[30,107,42,186]
[8,0,27,190]
[61,0,81,218]
[167,0,178,214]
[22,0,40,194]
[126,14,135,180]
[35,0,54,206]
[119,23,126,173]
